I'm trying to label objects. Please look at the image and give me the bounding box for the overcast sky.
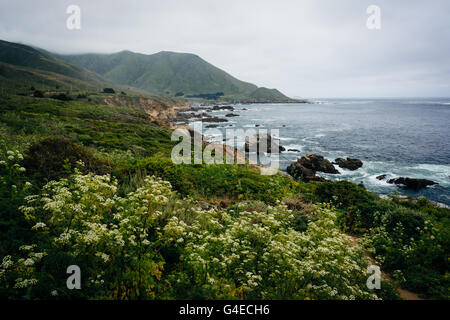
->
[0,0,449,98]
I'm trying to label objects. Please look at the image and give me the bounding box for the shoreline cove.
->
[168,99,450,206]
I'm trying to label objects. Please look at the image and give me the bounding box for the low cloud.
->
[0,0,449,97]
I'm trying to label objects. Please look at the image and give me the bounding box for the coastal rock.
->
[244,133,285,154]
[286,153,339,182]
[206,124,219,128]
[288,149,301,152]
[212,105,234,111]
[287,162,325,182]
[298,154,340,174]
[201,116,228,123]
[225,113,239,117]
[376,174,387,180]
[334,157,363,170]
[387,177,438,190]
[173,112,198,122]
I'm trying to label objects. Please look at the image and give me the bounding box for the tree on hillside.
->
[103,88,115,94]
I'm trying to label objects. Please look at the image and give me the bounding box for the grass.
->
[116,157,297,203]
[0,93,176,157]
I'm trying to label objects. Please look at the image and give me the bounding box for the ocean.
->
[190,98,450,205]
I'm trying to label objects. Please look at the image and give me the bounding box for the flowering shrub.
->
[0,170,171,299]
[0,151,34,258]
[305,178,450,299]
[362,209,449,299]
[161,202,379,300]
[2,92,447,300]
[0,166,385,300]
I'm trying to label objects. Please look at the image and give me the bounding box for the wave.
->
[311,100,375,105]
[283,144,304,153]
[278,137,296,141]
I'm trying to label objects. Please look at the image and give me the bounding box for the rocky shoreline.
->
[286,153,439,188]
[164,103,445,209]
[170,104,237,124]
[285,153,446,208]
[169,101,311,125]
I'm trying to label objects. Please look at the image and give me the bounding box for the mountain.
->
[0,40,107,91]
[53,50,295,102]
[0,39,297,102]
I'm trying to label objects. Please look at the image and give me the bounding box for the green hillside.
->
[248,87,294,102]
[0,39,297,102]
[0,40,107,91]
[54,50,294,102]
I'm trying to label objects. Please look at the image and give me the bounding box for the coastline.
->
[162,100,450,208]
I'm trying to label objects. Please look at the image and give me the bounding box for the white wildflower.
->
[31,222,47,230]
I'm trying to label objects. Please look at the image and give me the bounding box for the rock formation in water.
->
[287,153,340,182]
[387,177,438,190]
[334,157,363,171]
[287,161,326,182]
[297,154,340,174]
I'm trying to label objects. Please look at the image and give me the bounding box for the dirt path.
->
[347,234,423,300]
[397,288,423,300]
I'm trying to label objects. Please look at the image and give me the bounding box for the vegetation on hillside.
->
[0,40,106,91]
[0,39,300,103]
[53,50,295,102]
[0,89,448,300]
[248,87,293,103]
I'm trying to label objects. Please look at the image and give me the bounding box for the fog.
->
[0,0,449,98]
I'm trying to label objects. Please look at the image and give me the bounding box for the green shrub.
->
[0,172,384,300]
[114,157,194,196]
[184,164,296,204]
[103,88,115,94]
[0,173,170,299]
[0,151,34,258]
[50,93,72,101]
[114,157,296,204]
[298,179,449,299]
[312,181,379,208]
[362,204,449,299]
[161,202,379,299]
[33,90,44,98]
[22,137,112,182]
